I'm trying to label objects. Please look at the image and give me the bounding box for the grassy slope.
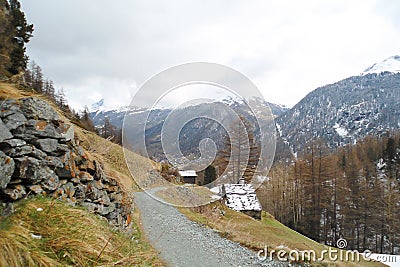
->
[180,201,386,267]
[155,185,217,207]
[0,197,163,267]
[75,126,160,193]
[0,82,164,266]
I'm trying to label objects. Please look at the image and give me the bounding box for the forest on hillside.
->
[258,132,400,254]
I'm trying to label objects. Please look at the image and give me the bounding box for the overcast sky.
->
[21,0,400,111]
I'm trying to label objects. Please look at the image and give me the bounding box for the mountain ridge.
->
[90,55,400,161]
[90,97,288,161]
[362,55,400,75]
[276,71,400,154]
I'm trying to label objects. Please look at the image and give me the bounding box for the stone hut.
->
[211,180,262,220]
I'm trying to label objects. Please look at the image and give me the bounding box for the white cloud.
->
[65,76,137,111]
[22,0,400,109]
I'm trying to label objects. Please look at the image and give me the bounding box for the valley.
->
[89,55,400,265]
[1,1,400,266]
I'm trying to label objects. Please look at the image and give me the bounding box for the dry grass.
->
[0,197,164,267]
[180,203,386,267]
[155,185,218,207]
[0,82,38,100]
[75,127,161,192]
[0,82,67,120]
[75,127,167,190]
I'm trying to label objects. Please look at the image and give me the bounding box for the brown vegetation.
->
[181,202,385,267]
[0,197,163,267]
[259,134,400,254]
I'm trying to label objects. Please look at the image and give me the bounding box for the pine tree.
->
[32,63,43,92]
[80,106,96,132]
[204,165,217,185]
[56,88,68,110]
[0,0,13,76]
[7,0,33,74]
[44,79,55,100]
[101,117,116,140]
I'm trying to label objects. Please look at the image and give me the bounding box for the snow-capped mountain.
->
[90,97,287,127]
[90,99,105,114]
[91,56,400,161]
[277,69,400,155]
[362,55,400,75]
[90,99,145,129]
[90,97,288,160]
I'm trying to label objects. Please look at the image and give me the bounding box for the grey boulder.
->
[3,185,26,200]
[3,112,27,130]
[0,119,12,142]
[0,99,21,118]
[20,98,59,121]
[13,157,58,185]
[0,139,26,147]
[9,145,34,157]
[0,151,15,189]
[34,138,59,153]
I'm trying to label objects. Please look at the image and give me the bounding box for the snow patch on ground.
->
[377,158,386,170]
[333,123,349,137]
[276,123,282,137]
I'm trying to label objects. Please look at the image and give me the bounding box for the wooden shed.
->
[211,181,262,220]
[178,170,197,184]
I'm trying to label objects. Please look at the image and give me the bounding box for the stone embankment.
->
[0,97,131,228]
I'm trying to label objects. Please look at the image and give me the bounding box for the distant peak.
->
[362,55,400,75]
[90,98,105,112]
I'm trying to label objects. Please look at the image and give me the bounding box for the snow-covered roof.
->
[212,184,262,212]
[178,170,197,177]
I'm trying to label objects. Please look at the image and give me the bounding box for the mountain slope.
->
[277,67,400,154]
[91,98,288,161]
[90,97,287,129]
[90,56,400,162]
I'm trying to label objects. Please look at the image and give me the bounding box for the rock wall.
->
[0,97,132,228]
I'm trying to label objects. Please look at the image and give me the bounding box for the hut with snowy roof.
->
[211,179,262,220]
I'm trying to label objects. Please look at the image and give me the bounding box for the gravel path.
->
[134,187,288,267]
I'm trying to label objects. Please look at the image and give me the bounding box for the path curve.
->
[134,187,288,267]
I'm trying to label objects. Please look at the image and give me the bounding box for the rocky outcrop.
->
[0,97,132,228]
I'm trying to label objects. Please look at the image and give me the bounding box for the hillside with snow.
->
[363,55,400,75]
[91,56,400,160]
[90,97,288,161]
[277,57,400,155]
